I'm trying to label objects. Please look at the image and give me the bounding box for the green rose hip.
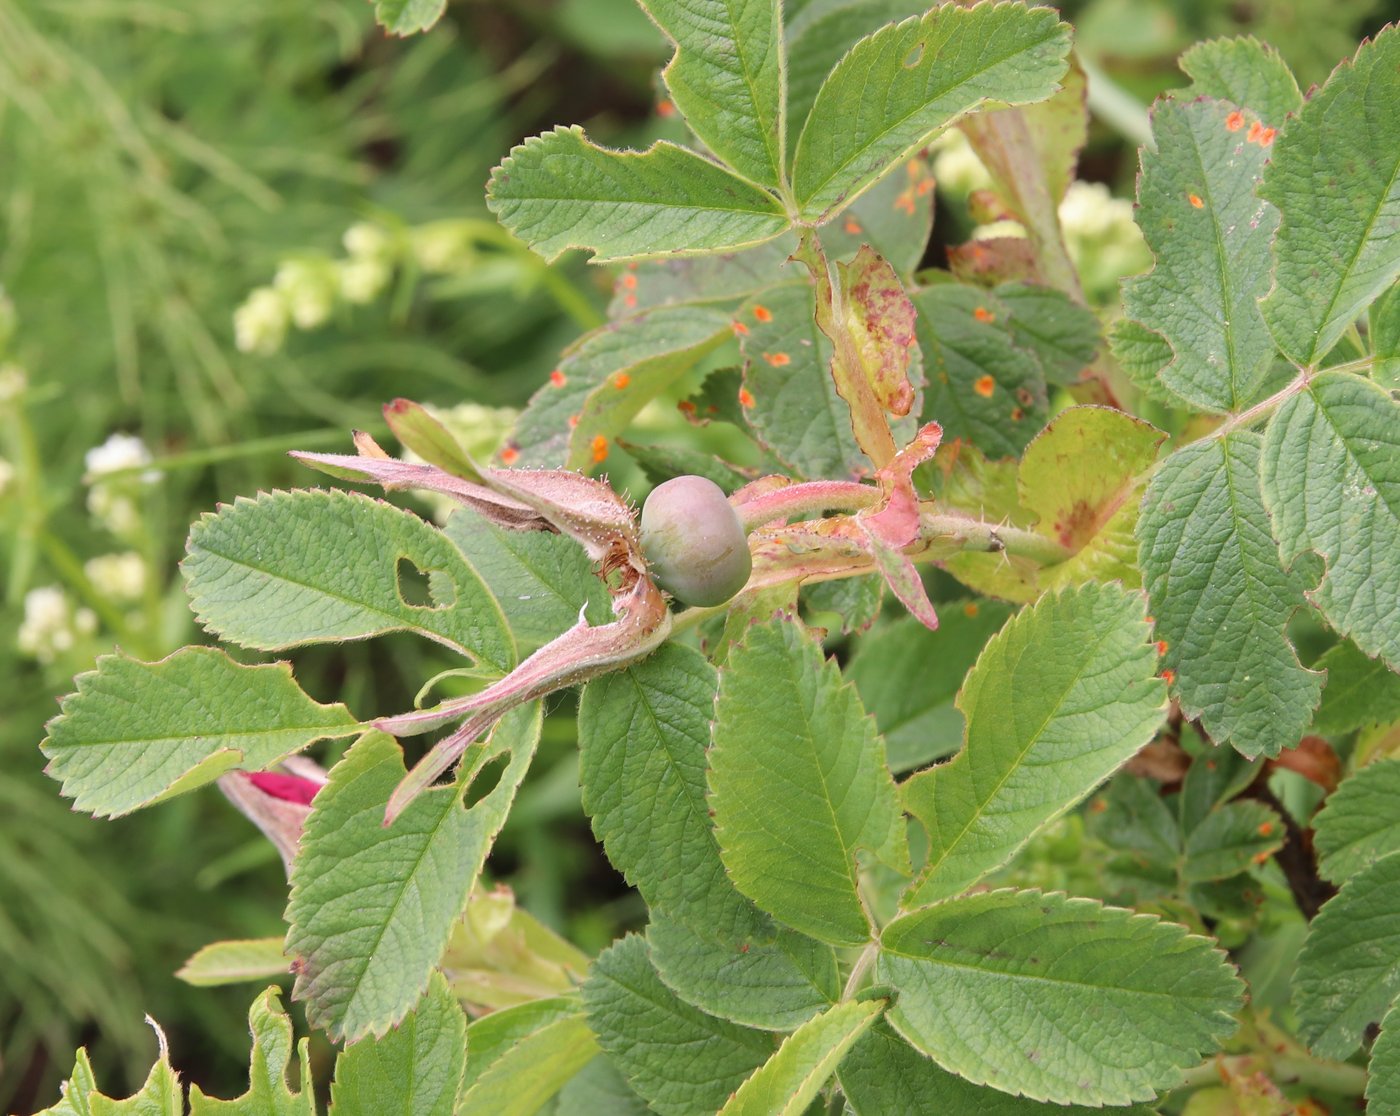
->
[639,475,752,607]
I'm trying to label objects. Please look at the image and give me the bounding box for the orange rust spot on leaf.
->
[1258,821,1274,837]
[916,178,934,196]
[657,99,675,118]
[731,319,749,336]
[1247,120,1264,143]
[500,445,520,466]
[763,351,791,367]
[1161,668,1176,685]
[1225,110,1245,132]
[963,602,979,618]
[614,372,631,389]
[973,306,995,323]
[1188,193,1205,209]
[678,400,696,416]
[1089,797,1108,815]
[567,414,580,428]
[590,435,609,463]
[752,304,772,323]
[1010,407,1024,421]
[1252,850,1272,864]
[844,218,863,234]
[973,375,996,397]
[620,272,638,290]
[738,387,755,408]
[894,192,916,215]
[624,293,638,308]
[550,368,567,387]
[1257,126,1276,146]
[1156,640,1169,656]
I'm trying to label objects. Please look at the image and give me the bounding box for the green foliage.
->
[41,648,359,818]
[26,2,1400,1113]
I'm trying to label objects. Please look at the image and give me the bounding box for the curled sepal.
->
[857,423,943,631]
[378,578,672,823]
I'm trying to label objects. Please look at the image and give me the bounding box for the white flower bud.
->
[234,287,290,355]
[84,551,146,603]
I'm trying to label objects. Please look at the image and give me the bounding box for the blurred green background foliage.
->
[0,0,1394,1110]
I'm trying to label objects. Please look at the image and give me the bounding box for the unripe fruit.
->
[639,475,752,607]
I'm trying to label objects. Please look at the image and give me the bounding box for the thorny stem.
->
[1172,1051,1367,1098]
[734,480,877,531]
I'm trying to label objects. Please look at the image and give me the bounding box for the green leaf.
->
[641,0,785,187]
[1090,773,1182,867]
[286,706,540,1043]
[1017,405,1164,589]
[188,987,315,1114]
[1314,760,1400,884]
[442,514,610,653]
[913,284,1048,459]
[555,1057,652,1116]
[1369,1001,1400,1116]
[1122,97,1280,412]
[1139,434,1323,757]
[512,304,733,469]
[486,126,790,264]
[1178,745,1260,835]
[877,890,1243,1105]
[579,642,758,935]
[35,1032,182,1116]
[648,915,839,1031]
[847,602,1014,773]
[1178,37,1302,126]
[1181,799,1283,883]
[41,648,359,818]
[382,398,482,481]
[1109,317,1184,407]
[620,439,750,493]
[1260,25,1400,365]
[373,0,445,36]
[583,935,772,1116]
[992,283,1100,387]
[784,0,927,165]
[1371,282,1400,389]
[710,619,909,946]
[177,938,289,988]
[902,583,1166,907]
[1314,640,1400,735]
[738,282,867,480]
[1294,850,1400,1058]
[184,489,513,671]
[1260,372,1400,670]
[838,1021,1156,1115]
[791,2,1070,221]
[816,153,937,280]
[457,999,598,1116]
[718,999,882,1116]
[330,971,466,1116]
[607,239,795,317]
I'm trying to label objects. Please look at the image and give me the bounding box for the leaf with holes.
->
[41,648,359,819]
[184,489,513,671]
[286,705,539,1043]
[901,583,1165,907]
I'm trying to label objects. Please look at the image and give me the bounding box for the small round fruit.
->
[639,475,752,607]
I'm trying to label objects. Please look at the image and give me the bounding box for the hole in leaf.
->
[903,41,924,68]
[464,750,510,809]
[396,556,456,610]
